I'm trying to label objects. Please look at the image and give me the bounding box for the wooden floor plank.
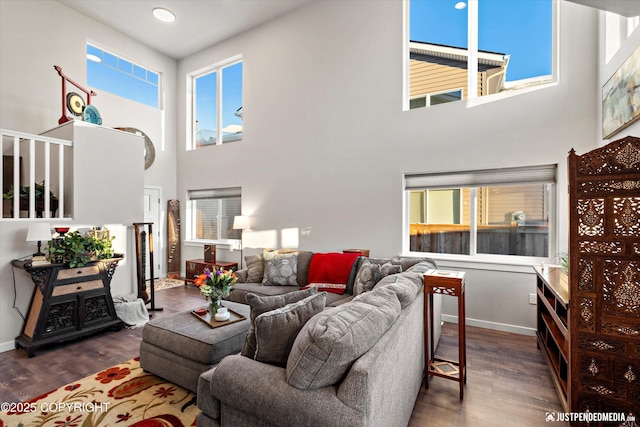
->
[0,285,565,425]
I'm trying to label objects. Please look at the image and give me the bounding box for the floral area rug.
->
[0,357,197,427]
[152,278,185,291]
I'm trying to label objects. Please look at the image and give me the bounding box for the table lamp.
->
[232,215,250,269]
[26,223,52,257]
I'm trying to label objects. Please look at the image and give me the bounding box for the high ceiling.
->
[57,0,640,61]
[57,0,311,60]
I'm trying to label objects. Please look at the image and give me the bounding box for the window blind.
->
[188,187,241,200]
[405,164,557,190]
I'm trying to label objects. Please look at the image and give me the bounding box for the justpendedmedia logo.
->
[545,411,635,423]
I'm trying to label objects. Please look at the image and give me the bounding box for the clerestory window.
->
[86,43,160,108]
[189,58,243,149]
[407,0,554,110]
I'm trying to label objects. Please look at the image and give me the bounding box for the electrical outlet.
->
[529,293,537,305]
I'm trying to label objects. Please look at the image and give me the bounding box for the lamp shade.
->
[232,215,250,230]
[26,223,52,242]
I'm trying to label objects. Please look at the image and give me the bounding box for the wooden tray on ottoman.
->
[191,307,246,329]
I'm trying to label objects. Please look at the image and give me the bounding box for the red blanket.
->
[305,252,360,294]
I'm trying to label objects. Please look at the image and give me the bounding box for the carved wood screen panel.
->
[568,136,640,423]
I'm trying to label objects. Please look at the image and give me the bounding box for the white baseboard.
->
[441,314,536,337]
[0,340,16,353]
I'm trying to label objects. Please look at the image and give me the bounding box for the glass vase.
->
[208,299,221,314]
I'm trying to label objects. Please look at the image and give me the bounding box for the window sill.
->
[402,251,556,274]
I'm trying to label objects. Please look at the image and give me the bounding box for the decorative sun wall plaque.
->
[114,127,156,169]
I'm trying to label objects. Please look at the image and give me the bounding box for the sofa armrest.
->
[210,355,363,427]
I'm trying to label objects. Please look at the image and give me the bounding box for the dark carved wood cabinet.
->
[14,257,123,357]
[535,266,569,411]
[568,136,639,421]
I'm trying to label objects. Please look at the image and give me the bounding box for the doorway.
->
[144,186,162,280]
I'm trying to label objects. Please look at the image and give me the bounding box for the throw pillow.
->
[372,274,421,308]
[303,252,360,294]
[254,292,327,366]
[241,288,318,358]
[353,258,382,296]
[286,287,401,390]
[406,261,438,275]
[380,262,402,277]
[262,252,298,286]
[244,254,264,283]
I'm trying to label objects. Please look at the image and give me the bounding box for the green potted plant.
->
[2,182,59,218]
[48,230,116,268]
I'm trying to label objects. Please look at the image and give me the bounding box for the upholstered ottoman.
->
[139,300,250,393]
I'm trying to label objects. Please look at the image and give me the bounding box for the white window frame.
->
[187,55,243,150]
[185,187,242,248]
[86,42,161,109]
[403,164,558,266]
[410,88,464,109]
[403,0,558,110]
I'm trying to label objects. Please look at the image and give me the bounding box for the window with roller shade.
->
[187,187,242,241]
[405,164,556,260]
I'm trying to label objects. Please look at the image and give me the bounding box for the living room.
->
[1,0,639,425]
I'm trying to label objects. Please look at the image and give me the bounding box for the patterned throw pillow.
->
[262,252,298,286]
[380,262,402,278]
[353,258,382,296]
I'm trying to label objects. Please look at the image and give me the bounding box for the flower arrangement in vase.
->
[194,268,237,313]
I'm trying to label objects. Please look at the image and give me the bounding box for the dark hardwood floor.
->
[0,285,565,426]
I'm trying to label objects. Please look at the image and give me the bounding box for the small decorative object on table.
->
[193,267,237,314]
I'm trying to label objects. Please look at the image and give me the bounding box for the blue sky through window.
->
[86,44,159,108]
[410,0,552,81]
[194,60,243,145]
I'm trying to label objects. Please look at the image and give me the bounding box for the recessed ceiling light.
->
[86,53,102,63]
[153,7,175,23]
[455,2,467,9]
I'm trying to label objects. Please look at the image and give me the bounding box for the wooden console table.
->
[14,256,123,357]
[534,265,569,411]
[185,259,238,286]
[423,269,467,399]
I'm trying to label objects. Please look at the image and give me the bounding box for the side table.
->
[423,269,466,399]
[185,259,238,286]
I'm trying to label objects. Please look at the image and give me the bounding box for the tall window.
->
[408,0,553,109]
[405,165,556,260]
[187,187,242,241]
[191,58,243,148]
[86,44,159,108]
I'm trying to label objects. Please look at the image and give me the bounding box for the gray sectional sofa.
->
[196,252,442,427]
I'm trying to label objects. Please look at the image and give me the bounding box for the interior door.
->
[143,187,161,280]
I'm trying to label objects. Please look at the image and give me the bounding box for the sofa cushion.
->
[304,252,360,294]
[241,288,318,358]
[381,262,402,277]
[286,287,401,390]
[372,273,421,308]
[353,258,381,296]
[244,254,264,283]
[262,252,298,286]
[254,292,326,366]
[406,260,438,275]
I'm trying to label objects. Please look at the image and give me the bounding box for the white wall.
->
[177,0,601,335]
[0,0,177,352]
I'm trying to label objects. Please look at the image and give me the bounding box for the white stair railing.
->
[1,129,72,220]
